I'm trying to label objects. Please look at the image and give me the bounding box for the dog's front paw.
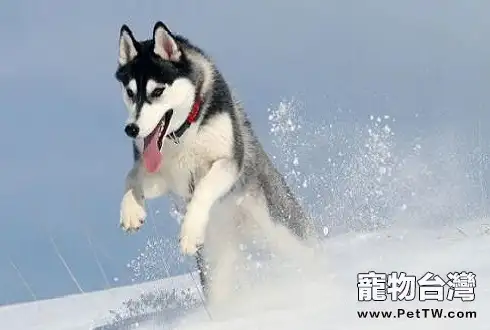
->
[120,190,146,233]
[179,215,206,256]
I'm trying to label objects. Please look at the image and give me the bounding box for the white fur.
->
[120,112,233,233]
[119,166,146,231]
[119,31,138,66]
[180,157,239,255]
[203,209,241,304]
[122,79,137,124]
[127,79,137,94]
[145,79,157,94]
[145,79,168,95]
[134,78,195,138]
[120,190,146,231]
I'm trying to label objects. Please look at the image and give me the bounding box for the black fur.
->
[115,38,192,120]
[195,246,209,298]
[200,70,245,171]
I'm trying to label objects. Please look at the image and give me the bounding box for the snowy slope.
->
[0,219,487,330]
[1,102,487,330]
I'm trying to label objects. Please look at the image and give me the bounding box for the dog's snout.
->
[124,123,139,138]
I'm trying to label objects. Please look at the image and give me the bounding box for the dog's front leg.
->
[180,158,238,255]
[120,162,168,232]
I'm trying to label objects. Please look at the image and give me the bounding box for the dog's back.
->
[231,100,314,241]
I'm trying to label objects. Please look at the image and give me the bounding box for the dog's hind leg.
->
[246,194,314,260]
[206,236,239,305]
[202,207,243,305]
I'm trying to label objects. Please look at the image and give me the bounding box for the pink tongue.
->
[143,125,162,173]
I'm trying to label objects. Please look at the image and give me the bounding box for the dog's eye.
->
[151,87,165,98]
[126,88,135,98]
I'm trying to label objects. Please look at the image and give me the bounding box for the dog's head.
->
[115,22,196,173]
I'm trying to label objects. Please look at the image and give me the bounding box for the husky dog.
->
[115,21,314,303]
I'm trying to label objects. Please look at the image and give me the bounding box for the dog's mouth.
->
[142,110,173,173]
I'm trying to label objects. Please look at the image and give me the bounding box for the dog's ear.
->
[119,25,139,66]
[152,22,181,62]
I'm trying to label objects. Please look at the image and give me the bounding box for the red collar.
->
[167,95,203,141]
[187,96,202,123]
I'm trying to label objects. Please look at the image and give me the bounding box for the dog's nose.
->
[124,123,139,138]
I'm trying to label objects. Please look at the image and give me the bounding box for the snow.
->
[0,219,487,329]
[1,100,488,329]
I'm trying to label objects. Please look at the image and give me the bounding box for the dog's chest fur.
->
[156,112,234,200]
[160,141,209,199]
